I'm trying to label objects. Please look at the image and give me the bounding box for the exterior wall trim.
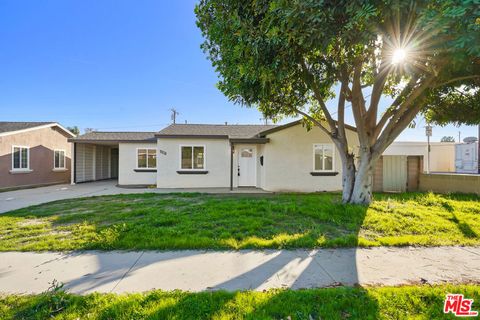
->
[229,138,270,144]
[0,123,75,138]
[310,172,339,176]
[134,169,157,172]
[156,135,229,139]
[68,139,156,143]
[176,170,209,174]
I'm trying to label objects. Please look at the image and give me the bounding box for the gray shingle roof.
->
[156,124,278,139]
[70,131,157,142]
[0,122,56,134]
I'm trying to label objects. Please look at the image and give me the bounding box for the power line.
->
[170,108,180,124]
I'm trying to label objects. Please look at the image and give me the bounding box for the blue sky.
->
[0,0,476,142]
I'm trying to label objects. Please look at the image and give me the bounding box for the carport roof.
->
[69,131,157,143]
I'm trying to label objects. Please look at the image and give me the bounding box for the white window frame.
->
[136,148,157,169]
[312,143,335,172]
[11,145,30,171]
[53,149,66,169]
[179,144,206,170]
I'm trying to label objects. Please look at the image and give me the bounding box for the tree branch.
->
[374,94,428,156]
[337,81,347,141]
[390,76,435,125]
[373,75,419,139]
[352,60,367,117]
[351,59,369,146]
[373,75,437,156]
[366,60,391,132]
[294,108,333,137]
[434,75,480,88]
[299,59,337,133]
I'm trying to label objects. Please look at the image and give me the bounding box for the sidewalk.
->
[1,246,479,295]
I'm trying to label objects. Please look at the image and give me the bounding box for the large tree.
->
[196,0,480,204]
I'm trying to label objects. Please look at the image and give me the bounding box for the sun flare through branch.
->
[391,48,407,64]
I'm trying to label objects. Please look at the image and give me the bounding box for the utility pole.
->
[426,124,432,174]
[170,108,179,124]
[478,125,480,174]
[458,131,461,143]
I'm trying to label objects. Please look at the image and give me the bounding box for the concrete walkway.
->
[0,180,268,213]
[1,247,479,294]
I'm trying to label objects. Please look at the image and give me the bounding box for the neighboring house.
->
[70,121,358,192]
[0,122,75,190]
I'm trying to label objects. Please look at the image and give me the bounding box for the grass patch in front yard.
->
[1,284,479,319]
[0,192,479,251]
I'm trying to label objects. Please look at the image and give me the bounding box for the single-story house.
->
[0,122,75,190]
[70,121,457,193]
[69,121,359,192]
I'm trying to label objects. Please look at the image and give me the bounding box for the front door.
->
[238,146,256,186]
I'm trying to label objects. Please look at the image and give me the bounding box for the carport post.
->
[230,143,234,191]
[71,142,76,185]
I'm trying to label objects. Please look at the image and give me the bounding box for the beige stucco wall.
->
[0,126,71,189]
[118,142,157,185]
[262,124,358,192]
[430,143,456,172]
[157,138,230,188]
[419,173,480,195]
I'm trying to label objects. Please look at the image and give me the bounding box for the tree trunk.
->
[340,148,378,205]
[341,153,356,203]
[349,161,374,205]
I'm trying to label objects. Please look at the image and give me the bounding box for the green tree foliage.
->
[425,87,480,126]
[441,136,455,142]
[196,0,480,203]
[66,126,80,136]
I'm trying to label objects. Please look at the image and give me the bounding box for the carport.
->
[72,142,118,183]
[68,132,156,184]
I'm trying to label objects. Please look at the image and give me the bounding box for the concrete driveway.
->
[0,180,268,213]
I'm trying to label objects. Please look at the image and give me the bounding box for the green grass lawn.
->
[0,192,479,251]
[1,285,479,319]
